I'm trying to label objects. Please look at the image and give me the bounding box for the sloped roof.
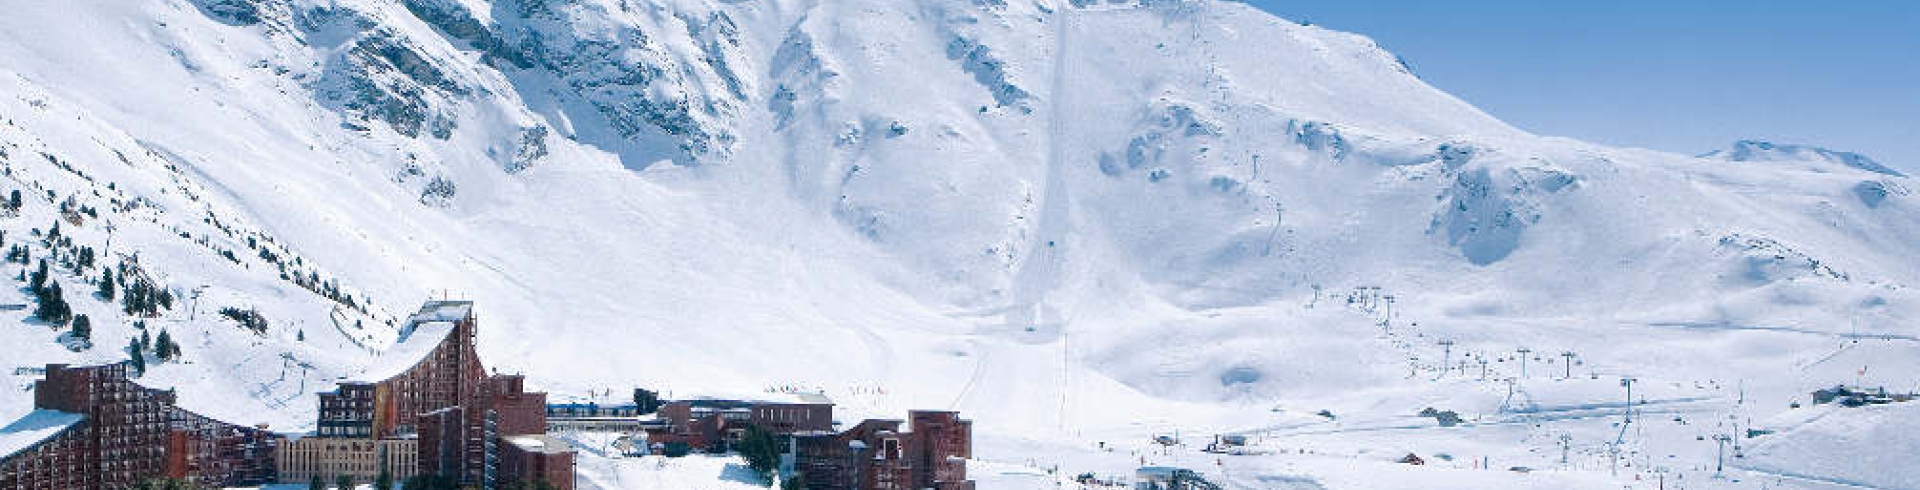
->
[351,320,456,383]
[0,410,84,461]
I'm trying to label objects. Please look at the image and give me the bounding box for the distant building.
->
[276,437,417,484]
[0,362,281,490]
[276,300,574,489]
[547,402,645,433]
[1134,467,1181,490]
[1132,466,1217,490]
[650,394,834,452]
[547,402,642,419]
[794,410,973,490]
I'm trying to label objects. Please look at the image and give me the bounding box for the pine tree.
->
[35,280,71,325]
[98,269,115,301]
[309,475,325,490]
[29,259,47,294]
[126,337,146,375]
[70,315,90,344]
[140,330,152,353]
[375,468,394,490]
[738,426,782,480]
[7,189,19,210]
[335,474,353,490]
[154,329,176,362]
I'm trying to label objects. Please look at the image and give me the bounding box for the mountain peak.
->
[1703,140,1904,177]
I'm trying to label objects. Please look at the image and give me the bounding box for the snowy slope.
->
[0,1,1915,489]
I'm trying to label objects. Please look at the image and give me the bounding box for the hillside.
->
[0,1,1915,489]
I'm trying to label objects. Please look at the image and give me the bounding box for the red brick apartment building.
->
[281,300,575,490]
[649,394,835,451]
[0,362,281,490]
[795,410,974,490]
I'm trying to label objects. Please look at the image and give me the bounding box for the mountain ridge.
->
[0,1,1914,488]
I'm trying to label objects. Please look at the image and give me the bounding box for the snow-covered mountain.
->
[0,0,1914,488]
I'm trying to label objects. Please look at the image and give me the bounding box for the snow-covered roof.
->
[408,300,474,325]
[351,321,456,383]
[1136,466,1185,477]
[676,390,833,406]
[504,434,573,454]
[0,410,85,460]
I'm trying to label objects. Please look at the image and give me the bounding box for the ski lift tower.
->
[1438,340,1455,376]
[1712,434,1731,478]
[1381,294,1396,331]
[1516,347,1532,379]
[1560,351,1576,379]
[1558,433,1572,466]
[1620,377,1638,423]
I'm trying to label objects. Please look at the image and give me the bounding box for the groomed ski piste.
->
[0,1,1915,489]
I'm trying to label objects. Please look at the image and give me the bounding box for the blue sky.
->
[1239,0,1920,171]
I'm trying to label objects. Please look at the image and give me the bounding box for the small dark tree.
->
[310,475,325,490]
[123,277,157,317]
[155,329,177,362]
[375,468,394,490]
[29,259,47,294]
[98,269,115,301]
[781,473,806,490]
[8,189,21,210]
[70,315,91,344]
[335,474,353,490]
[127,337,146,375]
[738,426,783,482]
[662,442,692,457]
[35,280,71,325]
[219,307,269,333]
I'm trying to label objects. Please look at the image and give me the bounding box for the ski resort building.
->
[0,362,282,490]
[276,300,575,489]
[647,394,835,451]
[794,410,974,490]
[546,402,646,432]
